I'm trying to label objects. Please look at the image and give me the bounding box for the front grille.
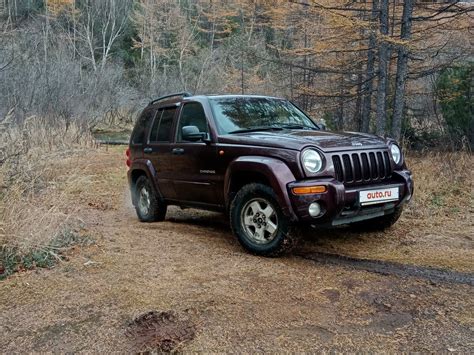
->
[332,150,393,185]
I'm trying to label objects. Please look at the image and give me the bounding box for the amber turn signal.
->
[292,185,327,195]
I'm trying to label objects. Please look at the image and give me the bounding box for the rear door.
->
[130,108,155,159]
[143,105,178,200]
[171,101,220,206]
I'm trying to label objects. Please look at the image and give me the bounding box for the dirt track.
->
[1,148,473,352]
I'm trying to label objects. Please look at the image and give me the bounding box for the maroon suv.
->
[127,93,413,256]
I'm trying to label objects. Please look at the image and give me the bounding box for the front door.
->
[171,101,220,206]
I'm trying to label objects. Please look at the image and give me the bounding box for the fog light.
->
[308,202,321,217]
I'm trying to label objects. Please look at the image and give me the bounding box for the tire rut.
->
[296,252,474,286]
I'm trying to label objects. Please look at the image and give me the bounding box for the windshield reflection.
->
[209,97,318,134]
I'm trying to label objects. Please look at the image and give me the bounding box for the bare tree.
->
[375,0,389,136]
[361,0,379,133]
[392,0,414,141]
[74,0,131,71]
[1,0,472,146]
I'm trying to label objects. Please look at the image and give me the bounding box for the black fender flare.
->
[224,156,298,221]
[128,159,163,205]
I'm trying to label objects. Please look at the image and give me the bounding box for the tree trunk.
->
[469,70,474,149]
[361,0,379,133]
[375,0,389,137]
[336,74,344,130]
[391,0,414,141]
[302,25,308,110]
[290,63,294,100]
[240,11,245,94]
[354,71,363,131]
[241,50,244,95]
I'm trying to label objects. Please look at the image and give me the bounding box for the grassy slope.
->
[306,151,473,272]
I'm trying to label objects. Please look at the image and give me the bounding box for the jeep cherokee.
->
[127,92,414,256]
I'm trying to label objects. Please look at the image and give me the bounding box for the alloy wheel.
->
[138,186,151,216]
[241,198,279,244]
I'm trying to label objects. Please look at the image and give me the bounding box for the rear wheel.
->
[134,175,167,222]
[230,183,297,256]
[351,206,403,231]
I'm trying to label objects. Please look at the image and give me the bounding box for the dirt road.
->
[1,148,473,352]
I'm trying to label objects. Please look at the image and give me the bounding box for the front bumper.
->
[287,170,414,225]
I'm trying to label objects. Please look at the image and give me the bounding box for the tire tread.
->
[229,183,298,257]
[135,175,167,222]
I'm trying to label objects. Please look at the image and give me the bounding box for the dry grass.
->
[0,144,472,352]
[399,150,473,270]
[0,117,97,277]
[305,149,474,272]
[404,149,473,220]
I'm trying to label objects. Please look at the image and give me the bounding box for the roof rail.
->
[148,92,193,106]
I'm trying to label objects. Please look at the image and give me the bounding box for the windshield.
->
[209,97,319,134]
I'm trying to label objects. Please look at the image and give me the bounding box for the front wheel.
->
[134,175,167,222]
[230,183,298,256]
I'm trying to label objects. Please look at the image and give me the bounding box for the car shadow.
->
[164,206,374,250]
[299,224,364,240]
[165,207,231,234]
[297,223,389,251]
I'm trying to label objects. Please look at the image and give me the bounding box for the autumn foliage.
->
[0,0,472,146]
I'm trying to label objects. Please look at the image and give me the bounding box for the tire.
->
[230,183,298,257]
[351,206,403,231]
[134,175,167,222]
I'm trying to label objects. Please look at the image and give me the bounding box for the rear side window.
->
[149,110,162,142]
[149,107,176,142]
[131,109,155,144]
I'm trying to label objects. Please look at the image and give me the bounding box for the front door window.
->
[177,102,209,142]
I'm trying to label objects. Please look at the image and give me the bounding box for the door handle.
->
[172,148,184,155]
[143,147,152,154]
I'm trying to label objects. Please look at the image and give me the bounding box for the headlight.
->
[390,144,402,165]
[302,149,323,174]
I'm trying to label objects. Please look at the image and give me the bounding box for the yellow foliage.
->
[46,0,74,17]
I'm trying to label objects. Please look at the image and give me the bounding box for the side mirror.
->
[318,123,326,131]
[182,125,207,142]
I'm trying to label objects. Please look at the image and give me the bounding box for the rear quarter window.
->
[131,109,155,144]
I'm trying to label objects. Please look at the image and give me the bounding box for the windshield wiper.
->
[277,124,319,130]
[228,126,284,134]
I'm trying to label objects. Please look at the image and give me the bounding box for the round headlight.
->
[390,144,402,165]
[302,149,323,173]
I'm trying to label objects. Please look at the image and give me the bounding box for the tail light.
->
[125,148,131,167]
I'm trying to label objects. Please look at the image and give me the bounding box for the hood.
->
[218,130,388,152]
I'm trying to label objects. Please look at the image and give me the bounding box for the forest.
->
[0,0,472,150]
[1,2,474,351]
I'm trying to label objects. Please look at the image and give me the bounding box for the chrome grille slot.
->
[342,154,353,182]
[383,151,391,176]
[376,152,385,178]
[352,153,362,181]
[333,155,343,182]
[361,153,370,180]
[369,152,378,179]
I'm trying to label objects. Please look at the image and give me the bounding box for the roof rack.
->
[148,92,193,106]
